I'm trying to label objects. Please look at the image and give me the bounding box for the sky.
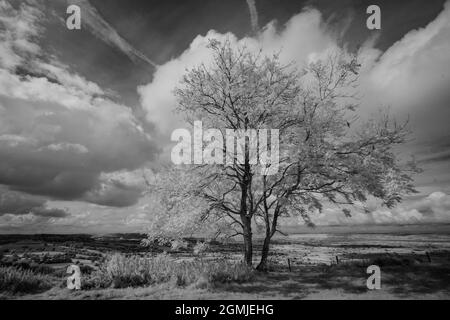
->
[0,0,449,233]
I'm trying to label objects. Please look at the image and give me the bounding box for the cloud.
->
[31,206,68,218]
[0,0,42,69]
[415,191,450,219]
[3,196,156,234]
[0,2,160,207]
[0,187,68,218]
[352,1,450,198]
[357,1,450,153]
[360,1,450,113]
[44,143,89,154]
[308,191,450,226]
[139,1,450,145]
[71,0,158,67]
[138,7,338,137]
[83,169,149,207]
[246,0,259,34]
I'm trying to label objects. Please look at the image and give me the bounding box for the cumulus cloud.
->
[0,187,68,218]
[353,1,450,196]
[0,1,159,207]
[415,191,450,219]
[139,1,450,141]
[307,191,450,226]
[360,1,450,114]
[138,7,338,137]
[6,197,155,234]
[83,169,150,207]
[0,212,70,233]
[357,1,450,163]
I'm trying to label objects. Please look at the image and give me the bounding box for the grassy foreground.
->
[1,251,450,300]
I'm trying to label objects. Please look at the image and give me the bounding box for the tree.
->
[171,39,302,266]
[148,39,418,269]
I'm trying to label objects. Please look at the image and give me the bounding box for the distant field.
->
[278,223,450,235]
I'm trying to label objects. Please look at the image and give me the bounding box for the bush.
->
[83,253,167,289]
[1,260,55,275]
[0,266,52,294]
[204,261,254,284]
[82,253,254,289]
[193,242,209,255]
[79,264,94,275]
[170,239,189,251]
[28,263,55,275]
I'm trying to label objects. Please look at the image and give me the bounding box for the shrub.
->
[204,261,253,284]
[80,267,112,290]
[170,239,189,251]
[82,253,254,289]
[193,242,209,255]
[82,253,166,289]
[79,264,94,275]
[28,263,55,275]
[0,266,52,294]
[1,260,55,275]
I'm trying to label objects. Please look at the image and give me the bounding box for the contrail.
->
[71,0,158,68]
[246,0,259,35]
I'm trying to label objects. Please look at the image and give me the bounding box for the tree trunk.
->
[256,232,271,271]
[242,217,253,266]
[257,195,279,272]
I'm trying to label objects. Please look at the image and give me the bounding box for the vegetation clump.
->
[83,253,254,289]
[0,266,52,294]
